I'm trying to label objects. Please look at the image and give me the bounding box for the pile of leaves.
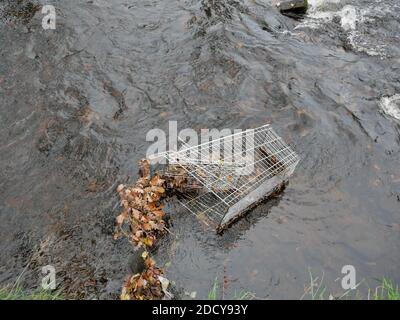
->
[115,160,202,299]
[114,160,168,248]
[120,252,165,300]
[115,160,170,300]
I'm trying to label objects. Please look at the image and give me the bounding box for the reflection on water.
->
[0,0,399,299]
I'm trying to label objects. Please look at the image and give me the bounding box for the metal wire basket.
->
[157,124,299,232]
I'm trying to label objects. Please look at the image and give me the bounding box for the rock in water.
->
[276,0,308,15]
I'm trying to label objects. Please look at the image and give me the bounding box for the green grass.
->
[233,290,256,300]
[300,269,348,300]
[369,278,400,300]
[301,269,400,300]
[207,277,255,300]
[207,278,219,300]
[0,285,63,300]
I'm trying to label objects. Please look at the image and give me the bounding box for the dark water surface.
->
[0,0,399,299]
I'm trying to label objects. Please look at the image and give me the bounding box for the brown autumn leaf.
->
[145,192,157,203]
[121,200,129,209]
[136,277,145,289]
[142,223,152,231]
[148,190,164,202]
[131,208,141,220]
[142,237,154,247]
[152,209,165,218]
[148,221,158,230]
[143,202,157,211]
[157,221,165,230]
[116,210,128,226]
[150,174,165,187]
[138,159,150,178]
[144,257,156,268]
[114,231,121,240]
[151,186,165,194]
[132,197,145,208]
[131,187,144,195]
[135,230,143,238]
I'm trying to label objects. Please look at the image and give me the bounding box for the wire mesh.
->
[159,124,299,229]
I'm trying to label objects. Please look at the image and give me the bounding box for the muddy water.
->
[0,0,399,299]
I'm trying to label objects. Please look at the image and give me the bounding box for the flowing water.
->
[0,0,399,299]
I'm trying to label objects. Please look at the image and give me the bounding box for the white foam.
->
[307,0,342,10]
[347,31,386,57]
[340,5,360,31]
[295,2,355,30]
[295,1,389,58]
[298,4,362,29]
[380,95,400,121]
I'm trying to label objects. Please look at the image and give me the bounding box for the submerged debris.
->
[120,253,165,300]
[116,125,299,298]
[156,124,300,233]
[115,160,171,300]
[115,161,166,249]
[115,159,205,299]
[276,0,308,17]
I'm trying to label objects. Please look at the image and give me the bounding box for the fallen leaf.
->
[116,211,128,225]
[143,237,154,247]
[121,200,129,208]
[139,159,150,178]
[131,187,144,194]
[143,223,152,231]
[158,276,170,292]
[131,208,141,220]
[150,174,165,187]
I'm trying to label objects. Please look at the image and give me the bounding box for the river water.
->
[0,0,399,299]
